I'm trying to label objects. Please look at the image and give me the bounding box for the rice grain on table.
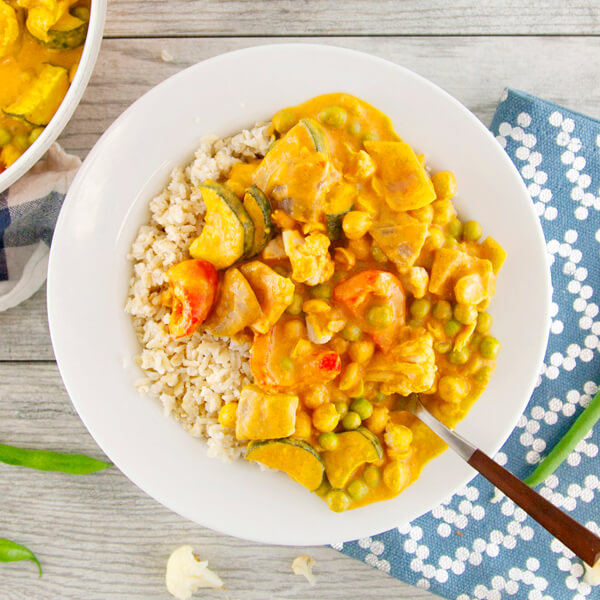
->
[125,124,272,461]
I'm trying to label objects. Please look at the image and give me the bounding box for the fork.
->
[409,395,600,568]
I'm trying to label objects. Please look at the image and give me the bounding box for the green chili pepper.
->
[0,538,41,576]
[0,444,111,475]
[525,388,600,487]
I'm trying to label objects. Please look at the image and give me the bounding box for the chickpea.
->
[438,376,469,403]
[303,385,329,410]
[342,211,373,240]
[218,402,237,428]
[432,199,455,225]
[364,406,389,434]
[384,423,413,455]
[410,204,434,224]
[312,403,340,432]
[348,236,371,260]
[329,336,349,355]
[284,318,306,338]
[348,338,375,364]
[272,109,298,134]
[334,247,356,271]
[302,299,330,314]
[339,362,361,391]
[383,460,411,493]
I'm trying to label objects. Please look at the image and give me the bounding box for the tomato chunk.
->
[333,270,406,352]
[166,259,219,339]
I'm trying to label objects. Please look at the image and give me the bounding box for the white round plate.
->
[0,0,107,192]
[48,44,551,546]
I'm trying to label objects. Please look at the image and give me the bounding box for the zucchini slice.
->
[189,181,255,269]
[42,12,88,50]
[322,427,383,489]
[243,185,272,256]
[3,64,69,127]
[246,438,324,491]
[325,183,355,241]
[300,117,329,154]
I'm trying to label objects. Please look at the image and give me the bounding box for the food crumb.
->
[584,559,600,586]
[490,486,504,503]
[165,545,223,600]
[292,555,316,585]
[161,49,175,62]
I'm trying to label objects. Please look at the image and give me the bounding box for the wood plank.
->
[3,35,600,361]
[0,363,437,599]
[105,0,600,36]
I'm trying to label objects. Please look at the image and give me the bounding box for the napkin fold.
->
[0,144,80,311]
[336,89,600,600]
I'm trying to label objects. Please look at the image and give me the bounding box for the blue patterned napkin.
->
[336,90,600,600]
[0,144,79,311]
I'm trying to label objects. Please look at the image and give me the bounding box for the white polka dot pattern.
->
[338,89,600,600]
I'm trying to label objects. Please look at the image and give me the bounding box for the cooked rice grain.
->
[125,124,272,461]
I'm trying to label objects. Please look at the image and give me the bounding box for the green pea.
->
[341,323,362,342]
[0,128,12,146]
[347,120,362,136]
[310,282,332,300]
[280,357,293,371]
[13,133,29,151]
[326,489,351,512]
[433,300,453,321]
[286,292,303,315]
[434,340,452,354]
[444,236,459,249]
[454,303,478,325]
[315,479,331,497]
[370,245,387,263]
[350,398,373,420]
[71,5,90,20]
[342,411,361,430]
[318,432,339,451]
[347,479,369,500]
[448,347,470,365]
[463,220,483,241]
[444,319,462,337]
[28,127,44,146]
[366,304,393,328]
[474,365,493,384]
[479,335,501,359]
[318,106,347,128]
[373,390,387,403]
[410,298,431,319]
[272,109,298,134]
[334,402,349,419]
[363,465,381,488]
[476,312,493,333]
[447,217,463,238]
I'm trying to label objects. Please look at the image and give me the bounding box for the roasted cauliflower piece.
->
[282,230,334,286]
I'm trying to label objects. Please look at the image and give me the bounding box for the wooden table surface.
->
[2,2,600,599]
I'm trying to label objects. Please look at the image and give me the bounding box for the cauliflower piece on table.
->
[282,230,334,286]
[165,545,223,600]
[292,555,316,585]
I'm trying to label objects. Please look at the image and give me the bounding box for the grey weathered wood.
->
[105,0,600,36]
[0,363,435,599]
[3,35,599,361]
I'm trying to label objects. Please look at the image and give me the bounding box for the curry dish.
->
[0,0,90,173]
[157,93,506,512]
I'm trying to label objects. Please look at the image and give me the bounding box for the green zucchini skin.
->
[357,426,384,459]
[40,14,89,50]
[300,118,329,154]
[325,207,352,241]
[243,185,273,256]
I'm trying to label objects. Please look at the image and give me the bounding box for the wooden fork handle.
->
[468,449,600,567]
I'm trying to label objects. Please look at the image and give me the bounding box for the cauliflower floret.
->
[165,545,223,600]
[344,148,376,182]
[292,555,316,585]
[365,330,436,395]
[585,559,600,586]
[384,422,413,457]
[282,230,334,286]
[399,266,429,299]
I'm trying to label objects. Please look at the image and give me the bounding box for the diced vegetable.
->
[322,427,383,489]
[334,270,406,352]
[246,438,324,491]
[300,117,329,153]
[4,64,69,126]
[0,1,20,58]
[365,140,436,211]
[478,236,507,274]
[243,185,273,256]
[325,183,356,241]
[226,160,260,197]
[189,181,255,269]
[365,330,436,395]
[166,259,219,339]
[41,11,88,50]
[239,261,294,333]
[204,267,261,337]
[235,384,299,440]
